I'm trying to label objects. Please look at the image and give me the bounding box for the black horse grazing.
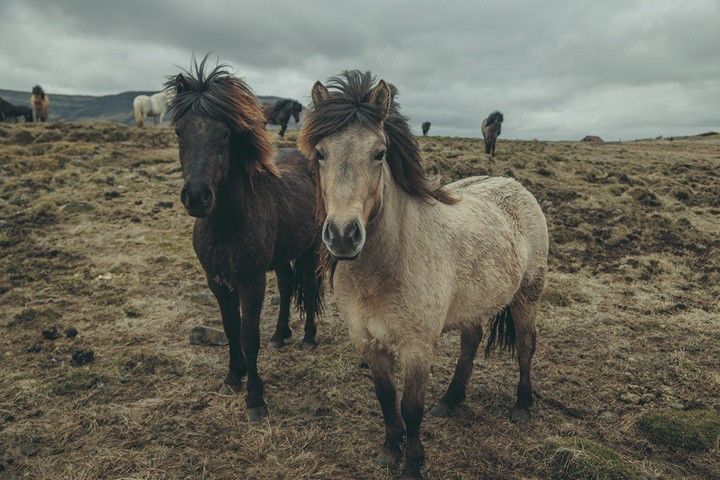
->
[481,111,503,157]
[263,98,302,138]
[0,98,32,122]
[421,121,431,136]
[167,57,323,421]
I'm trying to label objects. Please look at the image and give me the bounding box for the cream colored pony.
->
[133,90,172,127]
[299,71,548,479]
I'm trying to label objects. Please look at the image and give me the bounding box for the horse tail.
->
[485,305,516,357]
[292,249,324,319]
[133,97,144,127]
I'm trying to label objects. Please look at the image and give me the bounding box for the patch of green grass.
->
[637,409,720,451]
[544,437,641,480]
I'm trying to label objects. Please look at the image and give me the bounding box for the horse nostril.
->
[351,221,363,244]
[322,221,336,244]
[199,188,212,205]
[343,221,359,242]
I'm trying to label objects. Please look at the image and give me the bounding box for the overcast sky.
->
[1,1,718,140]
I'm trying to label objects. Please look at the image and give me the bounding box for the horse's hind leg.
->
[269,263,293,348]
[430,324,483,417]
[299,250,320,348]
[509,291,539,424]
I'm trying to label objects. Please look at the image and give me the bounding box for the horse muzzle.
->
[181,182,215,218]
[322,218,365,260]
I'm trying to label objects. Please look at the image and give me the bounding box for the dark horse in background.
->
[421,121,431,136]
[167,57,323,421]
[0,98,33,122]
[263,98,302,138]
[481,111,503,157]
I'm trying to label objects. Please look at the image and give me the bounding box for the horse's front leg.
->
[400,351,431,479]
[368,349,404,467]
[208,280,246,391]
[239,274,268,421]
[279,122,287,138]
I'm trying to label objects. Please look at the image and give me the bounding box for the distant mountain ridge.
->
[0,88,285,124]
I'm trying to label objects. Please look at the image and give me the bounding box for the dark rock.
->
[104,190,121,200]
[26,343,42,353]
[71,348,95,365]
[64,327,78,338]
[156,201,174,209]
[189,325,228,346]
[41,327,60,340]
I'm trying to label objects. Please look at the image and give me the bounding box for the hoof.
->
[248,404,268,422]
[374,448,401,467]
[429,401,454,418]
[358,361,369,369]
[401,467,425,479]
[218,382,241,395]
[269,337,286,349]
[299,338,318,350]
[509,406,531,424]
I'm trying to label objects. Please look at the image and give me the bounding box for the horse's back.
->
[445,175,548,270]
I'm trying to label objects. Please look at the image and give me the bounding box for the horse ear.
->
[311,81,330,106]
[174,74,189,95]
[368,80,392,119]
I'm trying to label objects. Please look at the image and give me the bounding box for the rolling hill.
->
[0,88,286,124]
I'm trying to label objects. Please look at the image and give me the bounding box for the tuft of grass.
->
[52,369,107,396]
[637,409,720,451]
[544,437,641,480]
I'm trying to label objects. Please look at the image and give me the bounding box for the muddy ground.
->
[0,122,718,479]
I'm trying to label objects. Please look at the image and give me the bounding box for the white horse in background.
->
[133,91,172,127]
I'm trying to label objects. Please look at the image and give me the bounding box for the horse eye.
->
[374,150,386,161]
[316,150,325,161]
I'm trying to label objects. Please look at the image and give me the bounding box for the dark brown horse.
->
[481,111,503,157]
[421,121,431,136]
[263,98,302,138]
[166,57,323,421]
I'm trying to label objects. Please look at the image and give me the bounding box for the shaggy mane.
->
[299,70,457,206]
[165,56,276,176]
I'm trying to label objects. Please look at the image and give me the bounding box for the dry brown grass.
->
[1,122,718,479]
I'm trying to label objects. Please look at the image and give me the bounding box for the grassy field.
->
[1,121,719,479]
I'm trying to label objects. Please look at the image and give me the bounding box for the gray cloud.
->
[1,0,718,139]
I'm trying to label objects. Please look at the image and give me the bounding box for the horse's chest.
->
[194,230,272,286]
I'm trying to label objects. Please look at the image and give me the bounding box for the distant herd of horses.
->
[165,56,538,479]
[2,82,506,161]
[0,85,49,123]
